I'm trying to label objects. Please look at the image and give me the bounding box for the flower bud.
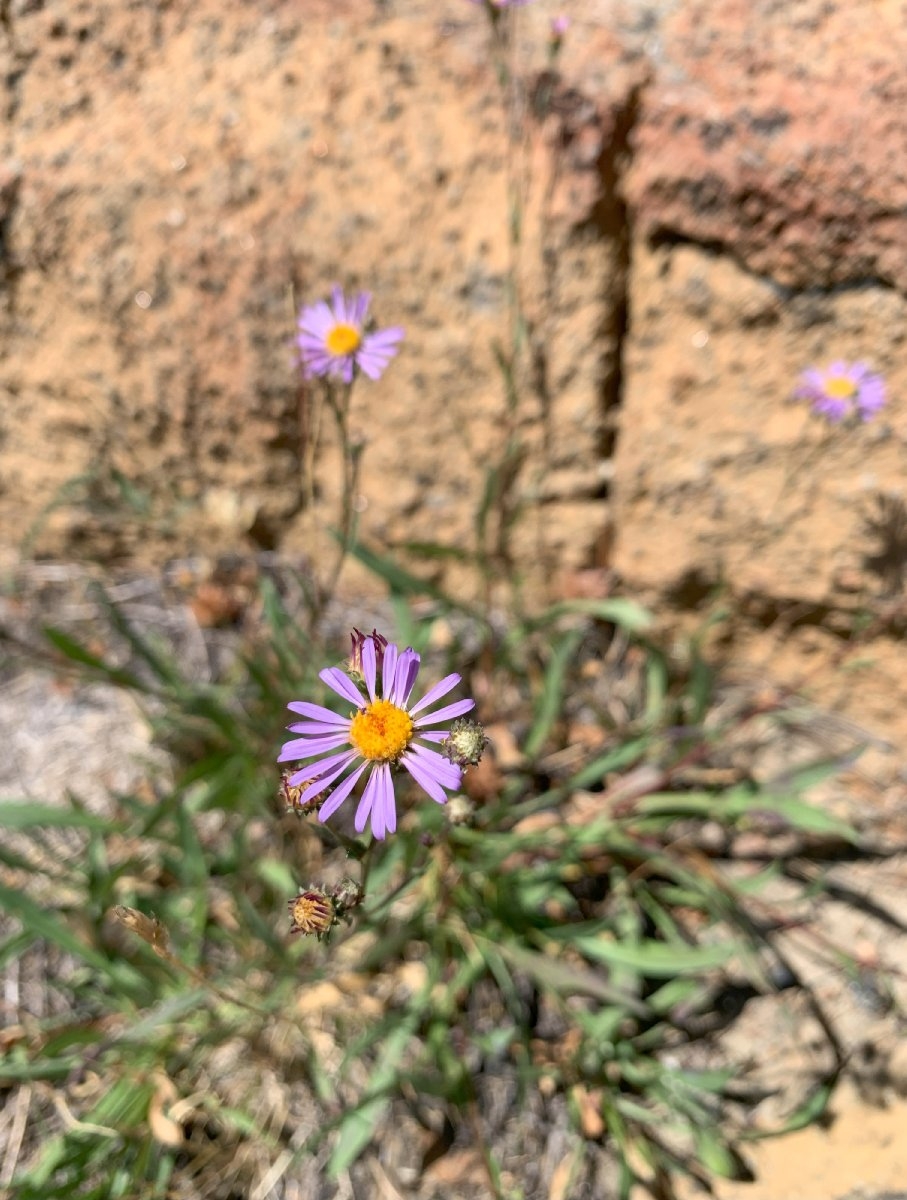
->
[330,876,365,915]
[281,769,327,815]
[441,718,489,769]
[550,14,570,41]
[347,628,389,685]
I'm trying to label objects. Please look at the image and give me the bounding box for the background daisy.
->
[296,286,404,382]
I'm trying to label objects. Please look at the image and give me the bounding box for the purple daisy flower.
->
[278,635,475,840]
[795,360,886,424]
[296,286,404,383]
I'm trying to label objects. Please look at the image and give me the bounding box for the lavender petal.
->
[320,666,366,707]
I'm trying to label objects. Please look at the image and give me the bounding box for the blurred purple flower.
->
[795,360,886,424]
[279,635,476,840]
[550,14,570,38]
[296,286,403,383]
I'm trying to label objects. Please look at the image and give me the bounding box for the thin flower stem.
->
[359,838,377,897]
[491,5,527,408]
[311,817,369,860]
[112,906,276,1020]
[477,3,530,614]
[300,379,324,531]
[763,421,836,538]
[312,378,360,625]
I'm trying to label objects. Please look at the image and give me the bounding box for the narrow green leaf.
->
[347,541,457,607]
[327,1009,422,1175]
[574,934,736,978]
[644,650,669,725]
[634,791,723,817]
[523,628,584,760]
[0,882,113,976]
[694,1129,742,1179]
[0,929,36,970]
[0,803,115,832]
[753,796,857,840]
[396,540,472,561]
[0,1056,81,1083]
[645,977,703,1014]
[43,628,145,690]
[115,988,209,1043]
[686,652,713,724]
[527,598,654,634]
[491,937,652,1017]
[672,1067,737,1094]
[635,789,856,841]
[91,586,184,690]
[747,1079,835,1139]
[87,1074,154,1127]
[564,737,651,792]
[254,857,298,896]
[770,752,862,792]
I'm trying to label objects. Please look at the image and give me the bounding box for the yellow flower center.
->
[326,323,362,356]
[824,375,857,400]
[349,699,414,762]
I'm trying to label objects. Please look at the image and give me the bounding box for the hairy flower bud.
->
[330,876,365,915]
[440,718,489,769]
[281,769,327,815]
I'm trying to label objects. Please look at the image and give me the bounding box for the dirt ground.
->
[697,1091,907,1200]
[2,560,907,1199]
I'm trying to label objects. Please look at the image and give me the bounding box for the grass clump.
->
[0,560,873,1200]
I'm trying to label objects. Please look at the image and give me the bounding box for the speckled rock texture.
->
[615,0,907,605]
[608,0,907,750]
[2,0,907,745]
[625,0,907,290]
[0,0,645,595]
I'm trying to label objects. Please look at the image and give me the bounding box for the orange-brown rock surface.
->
[3,0,907,746]
[626,0,907,290]
[615,0,907,606]
[0,0,640,592]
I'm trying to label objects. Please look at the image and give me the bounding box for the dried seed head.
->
[113,905,171,958]
[445,794,476,826]
[288,889,336,939]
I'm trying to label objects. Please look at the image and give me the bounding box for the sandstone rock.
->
[624,0,907,290]
[0,0,635,600]
[614,0,907,607]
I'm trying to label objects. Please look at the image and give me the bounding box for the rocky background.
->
[2,0,907,749]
